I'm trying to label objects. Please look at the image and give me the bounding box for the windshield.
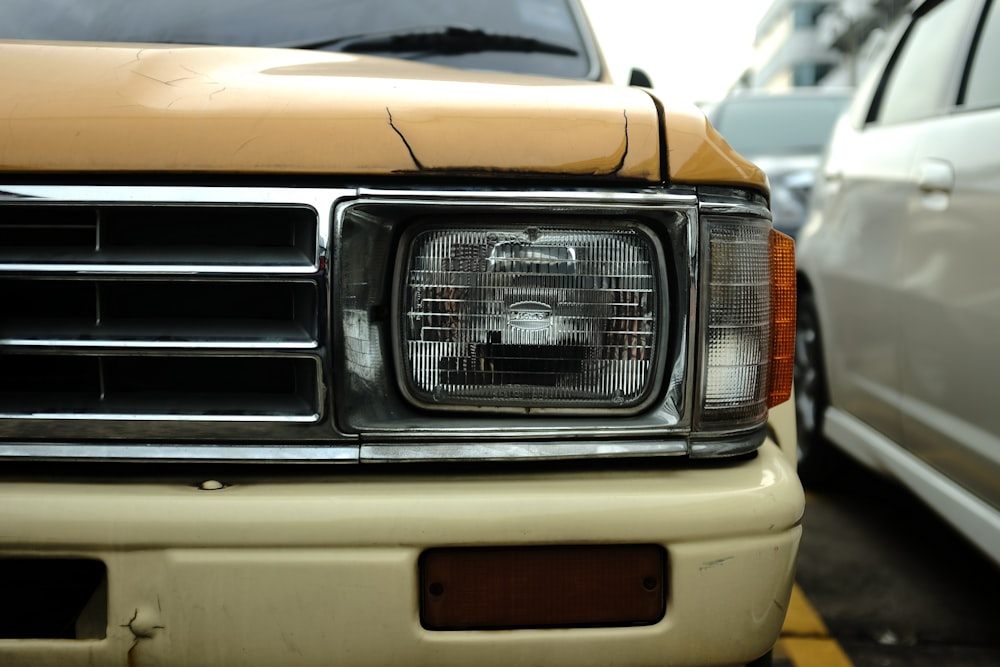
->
[710,95,850,156]
[0,0,598,80]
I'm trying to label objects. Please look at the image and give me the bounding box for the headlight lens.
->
[700,217,795,427]
[397,223,661,411]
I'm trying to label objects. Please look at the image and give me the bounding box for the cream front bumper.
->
[0,441,803,667]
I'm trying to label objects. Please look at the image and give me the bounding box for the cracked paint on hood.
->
[659,99,767,191]
[0,41,662,179]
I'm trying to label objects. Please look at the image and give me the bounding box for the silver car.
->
[796,0,1000,566]
[708,90,850,239]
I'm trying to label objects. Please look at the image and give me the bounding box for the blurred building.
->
[751,0,839,90]
[737,0,909,92]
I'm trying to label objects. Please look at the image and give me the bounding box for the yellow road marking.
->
[783,585,829,636]
[776,585,855,667]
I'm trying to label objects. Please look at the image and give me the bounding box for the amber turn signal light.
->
[767,229,796,408]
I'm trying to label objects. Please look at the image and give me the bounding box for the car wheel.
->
[794,288,845,486]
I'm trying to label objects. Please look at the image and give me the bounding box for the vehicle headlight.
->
[395,223,662,411]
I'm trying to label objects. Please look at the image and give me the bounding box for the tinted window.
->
[710,95,850,156]
[874,0,978,124]
[0,0,595,80]
[964,0,1000,108]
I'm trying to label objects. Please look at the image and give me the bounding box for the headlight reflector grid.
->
[397,224,661,411]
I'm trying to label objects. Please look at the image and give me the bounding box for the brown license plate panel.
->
[420,544,666,630]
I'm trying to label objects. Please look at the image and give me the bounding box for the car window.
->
[871,0,979,125]
[709,96,850,157]
[0,0,596,80]
[963,0,1000,108]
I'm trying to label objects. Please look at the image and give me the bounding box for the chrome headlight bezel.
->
[334,191,694,434]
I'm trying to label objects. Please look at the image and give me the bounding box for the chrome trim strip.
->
[0,412,322,423]
[0,184,348,207]
[689,427,767,458]
[697,200,771,217]
[1,339,319,350]
[0,263,320,275]
[340,419,682,439]
[361,440,687,462]
[355,187,698,206]
[0,444,359,462]
[681,205,700,439]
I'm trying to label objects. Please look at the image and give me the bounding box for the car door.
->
[898,0,1000,511]
[806,0,983,448]
[800,31,921,445]
[811,120,912,444]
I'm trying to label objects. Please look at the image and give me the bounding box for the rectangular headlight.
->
[396,223,662,411]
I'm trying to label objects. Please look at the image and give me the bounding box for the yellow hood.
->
[0,40,764,189]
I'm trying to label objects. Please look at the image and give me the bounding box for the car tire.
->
[745,649,773,667]
[794,288,846,487]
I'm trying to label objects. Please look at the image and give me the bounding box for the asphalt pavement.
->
[783,459,1000,667]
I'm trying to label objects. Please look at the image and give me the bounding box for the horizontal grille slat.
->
[0,208,97,248]
[0,321,316,348]
[1,279,318,347]
[0,354,320,420]
[0,204,318,268]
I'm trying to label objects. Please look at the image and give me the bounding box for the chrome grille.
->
[0,188,332,433]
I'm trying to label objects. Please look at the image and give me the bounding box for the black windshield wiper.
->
[275,25,578,57]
